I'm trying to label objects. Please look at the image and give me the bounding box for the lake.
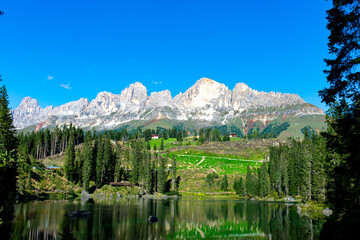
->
[3,199,323,239]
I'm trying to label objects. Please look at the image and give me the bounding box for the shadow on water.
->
[6,199,324,239]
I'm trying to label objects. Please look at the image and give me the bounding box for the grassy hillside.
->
[35,138,287,196]
[167,139,283,194]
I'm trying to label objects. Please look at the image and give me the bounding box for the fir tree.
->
[64,131,76,182]
[310,135,326,202]
[114,143,122,182]
[319,2,360,237]
[239,177,246,197]
[176,131,183,144]
[299,137,312,201]
[96,139,104,187]
[74,149,83,184]
[82,132,93,191]
[206,173,215,187]
[220,174,228,191]
[160,138,164,150]
[171,156,177,191]
[103,136,114,183]
[158,156,167,193]
[258,163,269,198]
[0,83,17,154]
[246,164,254,196]
[145,151,154,194]
[233,177,239,194]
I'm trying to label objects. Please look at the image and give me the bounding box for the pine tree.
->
[130,140,142,185]
[74,149,83,184]
[103,136,114,183]
[96,138,104,187]
[220,174,228,191]
[123,147,130,180]
[171,156,177,191]
[206,173,215,187]
[233,177,239,194]
[299,137,312,201]
[160,138,164,150]
[176,131,183,144]
[318,2,360,237]
[246,164,253,196]
[64,131,76,182]
[239,177,246,197]
[310,135,326,202]
[258,163,269,198]
[158,156,167,193]
[114,143,122,182]
[0,83,18,154]
[82,132,93,191]
[145,151,154,194]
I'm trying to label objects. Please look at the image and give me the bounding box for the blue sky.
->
[1,0,332,110]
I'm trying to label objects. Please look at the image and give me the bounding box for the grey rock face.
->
[284,196,295,202]
[11,78,324,130]
[81,190,91,203]
[323,208,333,217]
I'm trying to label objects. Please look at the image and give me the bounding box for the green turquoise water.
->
[5,199,323,239]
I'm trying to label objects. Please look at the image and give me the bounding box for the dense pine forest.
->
[233,131,328,202]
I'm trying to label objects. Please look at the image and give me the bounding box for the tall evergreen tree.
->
[176,131,183,144]
[310,135,326,202]
[299,136,312,201]
[114,143,122,182]
[258,163,269,198]
[130,140,142,185]
[103,136,114,183]
[319,2,360,237]
[246,164,253,196]
[145,151,154,194]
[64,131,76,182]
[160,138,164,150]
[220,174,228,191]
[82,132,94,191]
[96,139,104,187]
[239,177,246,197]
[158,156,167,193]
[171,156,177,191]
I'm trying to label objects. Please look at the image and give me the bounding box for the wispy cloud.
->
[60,83,71,90]
[48,76,54,80]
[151,81,162,85]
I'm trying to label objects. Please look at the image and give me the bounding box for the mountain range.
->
[12,78,325,138]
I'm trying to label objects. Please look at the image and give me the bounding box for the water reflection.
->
[6,199,323,239]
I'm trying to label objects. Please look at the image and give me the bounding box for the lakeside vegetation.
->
[0,1,359,237]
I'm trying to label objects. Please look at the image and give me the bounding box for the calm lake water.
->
[4,199,323,239]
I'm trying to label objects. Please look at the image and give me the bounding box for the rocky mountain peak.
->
[18,96,39,109]
[11,78,324,131]
[233,82,251,93]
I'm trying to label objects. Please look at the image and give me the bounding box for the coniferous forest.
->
[0,1,360,238]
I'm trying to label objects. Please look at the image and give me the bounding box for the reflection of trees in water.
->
[58,217,75,240]
[10,200,324,239]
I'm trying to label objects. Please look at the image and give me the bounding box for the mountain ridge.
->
[12,78,324,135]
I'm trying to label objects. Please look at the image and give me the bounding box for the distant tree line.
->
[17,124,84,159]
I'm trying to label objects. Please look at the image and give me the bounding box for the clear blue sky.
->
[0,0,332,110]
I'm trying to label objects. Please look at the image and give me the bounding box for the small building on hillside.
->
[151,134,159,139]
[230,133,238,138]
